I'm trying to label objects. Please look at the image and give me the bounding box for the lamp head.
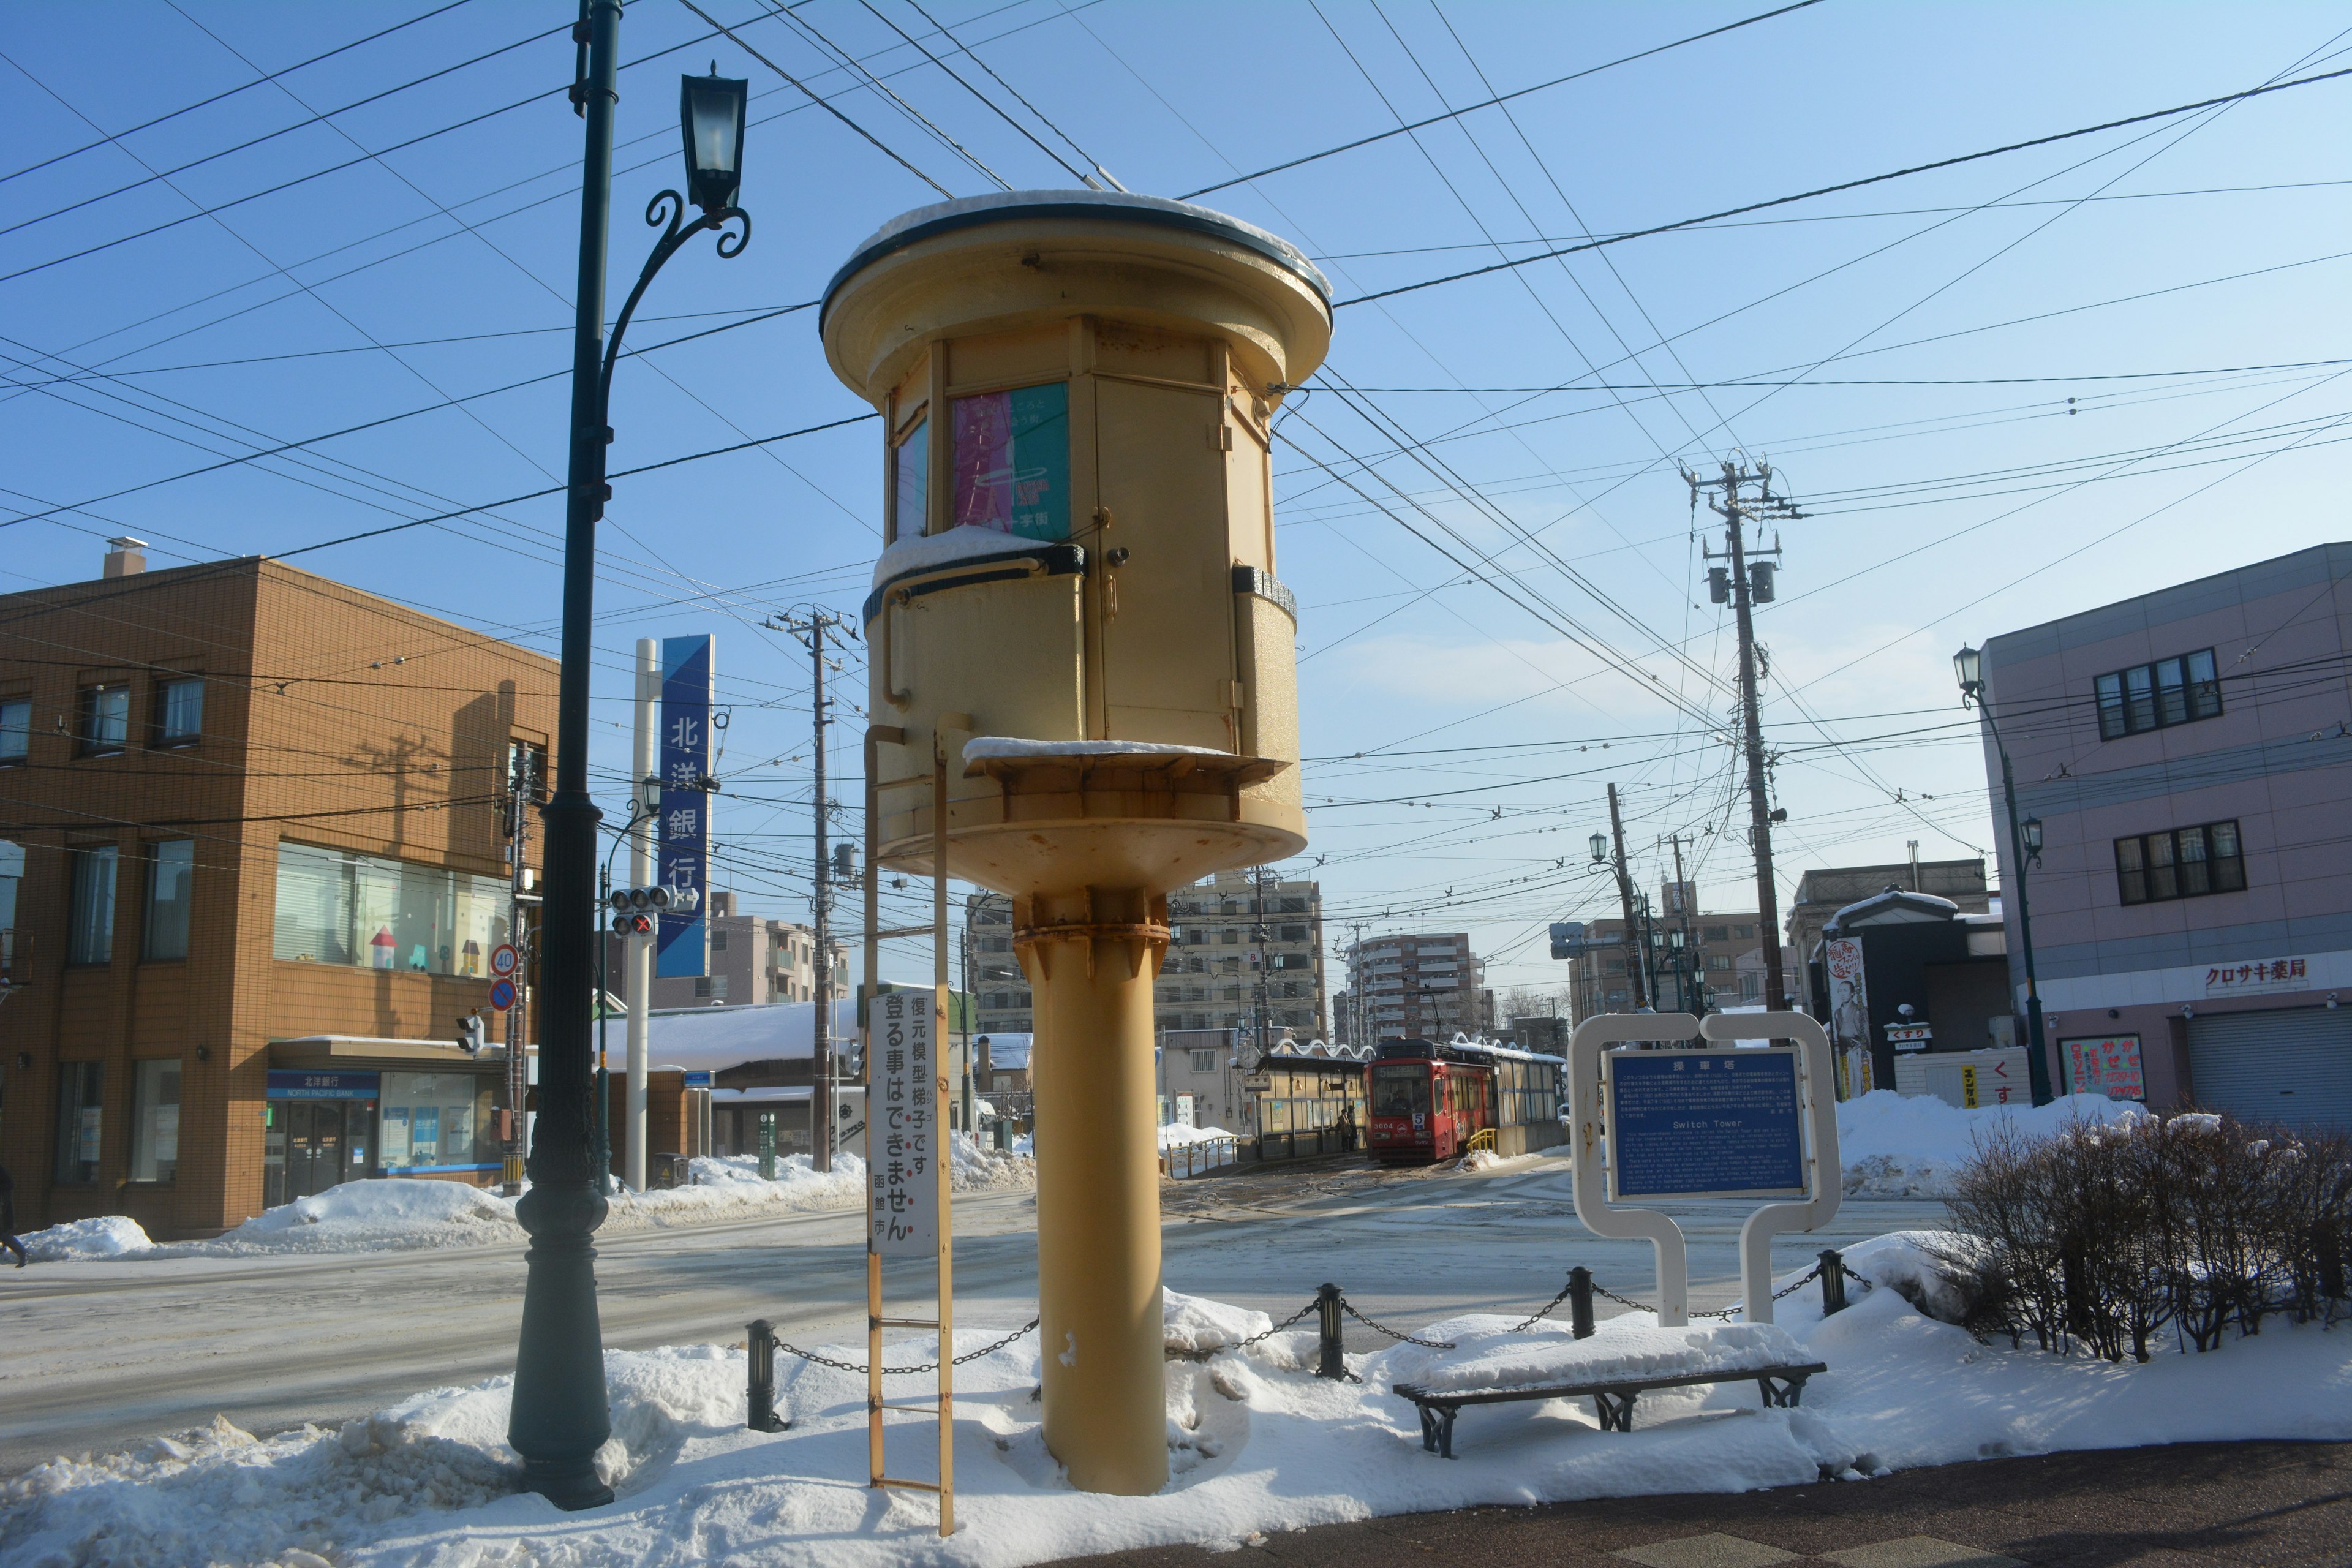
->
[2021,815,2044,859]
[1953,644,1983,703]
[680,67,748,214]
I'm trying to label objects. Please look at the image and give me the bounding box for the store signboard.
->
[1825,937,1868,1052]
[870,989,938,1256]
[1605,1049,1807,1200]
[266,1070,381,1100]
[1885,1022,1934,1053]
[657,635,713,979]
[2204,957,2307,996]
[2062,1035,2146,1101]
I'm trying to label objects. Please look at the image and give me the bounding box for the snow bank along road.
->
[0,1156,1945,1476]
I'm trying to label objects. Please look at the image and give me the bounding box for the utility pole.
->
[625,639,656,1193]
[1666,832,1697,1013]
[502,745,535,1196]
[1253,865,1272,1057]
[771,609,851,1169]
[1687,459,1801,1012]
[1604,783,1646,1010]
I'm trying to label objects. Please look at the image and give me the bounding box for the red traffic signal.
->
[612,911,655,936]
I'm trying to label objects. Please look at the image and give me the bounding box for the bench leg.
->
[1757,1372,1811,1409]
[1435,1405,1458,1459]
[1417,1402,1441,1455]
[1593,1391,1637,1433]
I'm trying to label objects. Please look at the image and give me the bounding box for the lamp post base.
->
[519,1458,615,1513]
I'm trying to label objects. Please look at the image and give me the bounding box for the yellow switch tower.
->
[824,192,1331,1495]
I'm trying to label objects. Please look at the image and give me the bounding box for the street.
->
[0,1155,1946,1475]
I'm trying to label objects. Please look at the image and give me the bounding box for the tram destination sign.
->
[1605,1047,1807,1200]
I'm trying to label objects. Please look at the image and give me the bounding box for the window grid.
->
[2096,648,2222,739]
[2116,820,2246,905]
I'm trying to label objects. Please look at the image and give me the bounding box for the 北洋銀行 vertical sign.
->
[871,989,938,1255]
[657,634,712,979]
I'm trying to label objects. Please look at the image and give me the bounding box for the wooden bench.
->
[1394,1362,1828,1458]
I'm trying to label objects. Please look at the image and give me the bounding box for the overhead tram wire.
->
[1177,0,1825,201]
[1322,360,2352,391]
[748,0,1011,188]
[0,0,475,186]
[1328,65,2352,308]
[853,0,1089,183]
[672,0,956,197]
[0,13,573,241]
[900,0,1109,179]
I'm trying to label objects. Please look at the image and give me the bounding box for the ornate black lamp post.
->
[1954,644,2056,1106]
[507,4,752,1510]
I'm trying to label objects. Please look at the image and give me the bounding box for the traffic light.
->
[1548,921,1586,961]
[456,1011,486,1055]
[608,883,699,933]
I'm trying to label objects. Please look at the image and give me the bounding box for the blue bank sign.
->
[1605,1048,1806,1199]
[657,634,713,979]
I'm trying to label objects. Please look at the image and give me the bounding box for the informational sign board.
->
[266,1070,380,1100]
[1825,937,1868,1054]
[1885,1022,1934,1052]
[1605,1048,1807,1199]
[682,1069,714,1089]
[657,634,713,979]
[2063,1034,2146,1100]
[869,989,938,1256]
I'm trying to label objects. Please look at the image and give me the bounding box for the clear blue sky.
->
[6,1,2347,1007]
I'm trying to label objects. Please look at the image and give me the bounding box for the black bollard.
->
[745,1319,790,1432]
[1569,1266,1595,1339]
[1819,1250,1849,1317]
[1316,1283,1346,1380]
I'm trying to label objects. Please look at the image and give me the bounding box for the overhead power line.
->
[1177,0,1826,201]
[1334,66,2352,307]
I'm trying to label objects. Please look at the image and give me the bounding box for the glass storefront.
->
[378,1071,499,1173]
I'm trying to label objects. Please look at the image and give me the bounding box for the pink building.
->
[1975,542,2351,1125]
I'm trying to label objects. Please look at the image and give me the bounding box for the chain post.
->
[746,1319,789,1432]
[1316,1283,1345,1380]
[1569,1265,1596,1339]
[1819,1250,1849,1317]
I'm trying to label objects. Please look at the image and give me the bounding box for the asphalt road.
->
[0,1155,1946,1475]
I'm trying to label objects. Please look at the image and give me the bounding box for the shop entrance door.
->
[284,1100,370,1200]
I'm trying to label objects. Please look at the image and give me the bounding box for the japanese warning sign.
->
[870,988,939,1256]
[656,634,712,979]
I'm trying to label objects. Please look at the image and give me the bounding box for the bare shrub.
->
[1940,1106,2351,1360]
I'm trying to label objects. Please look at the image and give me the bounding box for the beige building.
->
[1346,932,1490,1042]
[1566,911,1787,1020]
[967,867,1326,1044]
[604,890,845,1009]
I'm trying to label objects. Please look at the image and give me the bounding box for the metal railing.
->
[1161,1136,1238,1179]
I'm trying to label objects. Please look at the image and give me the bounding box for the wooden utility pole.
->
[1687,461,1801,1012]
[1605,783,1646,1010]
[771,609,851,1168]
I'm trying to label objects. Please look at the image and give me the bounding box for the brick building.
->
[0,552,554,1237]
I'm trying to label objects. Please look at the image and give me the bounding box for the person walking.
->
[0,1163,26,1267]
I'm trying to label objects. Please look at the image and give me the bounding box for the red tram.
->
[1367,1038,1494,1164]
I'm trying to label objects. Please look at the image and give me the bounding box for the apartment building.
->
[966,867,1327,1042]
[603,890,845,1009]
[0,549,554,1237]
[1973,543,2352,1124]
[1346,931,1490,1041]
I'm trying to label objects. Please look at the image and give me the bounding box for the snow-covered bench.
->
[1387,1319,1826,1458]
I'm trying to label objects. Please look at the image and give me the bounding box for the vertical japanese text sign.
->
[870,989,938,1255]
[657,635,713,979]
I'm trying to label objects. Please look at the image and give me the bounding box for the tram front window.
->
[1371,1065,1430,1119]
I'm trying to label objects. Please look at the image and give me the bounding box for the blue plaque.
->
[1607,1049,1806,1198]
[657,635,714,979]
[267,1069,381,1101]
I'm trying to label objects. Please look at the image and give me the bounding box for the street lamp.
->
[508,5,756,1513]
[1588,831,1609,865]
[1954,645,2054,1106]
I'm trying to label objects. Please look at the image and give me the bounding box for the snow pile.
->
[1385,1319,1809,1396]
[1164,1286,1273,1357]
[1457,1148,1505,1172]
[965,736,1230,763]
[1158,1122,1236,1148]
[947,1129,1036,1191]
[19,1215,154,1261]
[1838,1090,2150,1197]
[202,1179,525,1256]
[8,1236,2352,1567]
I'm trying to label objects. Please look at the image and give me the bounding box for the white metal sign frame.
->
[1568,1011,1841,1325]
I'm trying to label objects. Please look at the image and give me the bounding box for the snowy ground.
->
[6,1242,2347,1568]
[16,1135,1035,1262]
[1835,1090,2146,1198]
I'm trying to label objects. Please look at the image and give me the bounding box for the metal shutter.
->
[2187,1008,2352,1130]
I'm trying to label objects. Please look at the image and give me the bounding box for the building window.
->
[2116,820,2245,905]
[273,841,509,975]
[1703,925,1730,943]
[1706,952,1733,972]
[711,929,728,952]
[1733,924,1754,939]
[130,1058,181,1182]
[1,839,20,938]
[80,682,130,754]
[2096,648,2221,739]
[1189,1048,1218,1073]
[694,976,730,999]
[378,1071,495,1172]
[155,678,203,746]
[0,697,29,764]
[54,1061,104,1183]
[69,844,118,964]
[1740,974,1762,1000]
[141,839,196,961]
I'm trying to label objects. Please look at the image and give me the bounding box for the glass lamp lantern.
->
[1952,644,1983,695]
[2021,815,2043,858]
[1588,831,1609,864]
[680,69,748,213]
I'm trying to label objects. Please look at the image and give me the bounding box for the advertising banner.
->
[870,989,938,1256]
[657,635,713,979]
[2063,1034,2146,1100]
[1825,937,1868,1052]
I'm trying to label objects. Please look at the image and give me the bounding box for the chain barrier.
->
[766,1317,1040,1377]
[1229,1301,1320,1349]
[1581,1261,1865,1321]
[1504,1273,1580,1335]
[1339,1297,1457,1350]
